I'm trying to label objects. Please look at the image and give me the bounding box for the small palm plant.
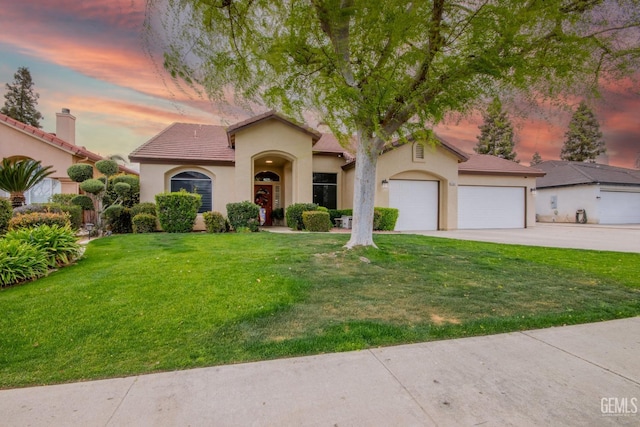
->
[0,158,55,208]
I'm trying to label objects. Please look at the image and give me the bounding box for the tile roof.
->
[129,123,235,164]
[535,161,640,188]
[1,112,137,175]
[227,110,322,144]
[458,154,546,177]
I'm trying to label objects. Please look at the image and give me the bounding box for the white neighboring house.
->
[535,161,640,224]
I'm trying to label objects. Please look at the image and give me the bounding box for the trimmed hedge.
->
[102,205,132,234]
[302,211,332,232]
[156,190,202,233]
[226,201,260,232]
[286,203,318,230]
[12,203,82,230]
[132,213,157,234]
[0,239,49,287]
[67,164,94,183]
[203,211,228,233]
[0,198,12,234]
[131,202,156,217]
[9,212,70,230]
[373,207,399,231]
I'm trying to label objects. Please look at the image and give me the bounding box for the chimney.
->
[56,108,76,145]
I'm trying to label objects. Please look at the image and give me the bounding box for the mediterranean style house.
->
[130,110,544,231]
[0,108,137,204]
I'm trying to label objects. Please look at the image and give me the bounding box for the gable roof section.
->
[459,154,545,177]
[227,110,322,148]
[129,123,235,165]
[1,112,103,162]
[535,161,640,188]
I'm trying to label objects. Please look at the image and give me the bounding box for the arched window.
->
[170,171,212,213]
[255,171,280,182]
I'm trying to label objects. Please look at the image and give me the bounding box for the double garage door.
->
[599,191,640,224]
[458,186,525,229]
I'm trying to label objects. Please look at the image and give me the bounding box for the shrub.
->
[0,198,12,234]
[155,190,202,233]
[374,207,399,231]
[203,211,228,233]
[5,224,81,268]
[67,164,94,182]
[226,201,260,232]
[132,213,157,234]
[9,212,70,230]
[285,203,318,230]
[52,204,82,230]
[302,211,332,232]
[131,202,156,217]
[95,159,119,176]
[80,179,105,195]
[50,193,76,205]
[0,239,49,287]
[71,195,95,211]
[108,175,140,207]
[272,207,285,221]
[102,205,132,234]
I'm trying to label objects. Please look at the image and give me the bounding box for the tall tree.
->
[560,101,606,162]
[0,159,55,208]
[474,98,517,161]
[1,67,44,128]
[148,0,640,248]
[530,152,543,166]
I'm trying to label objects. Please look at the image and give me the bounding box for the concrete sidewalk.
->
[2,317,639,426]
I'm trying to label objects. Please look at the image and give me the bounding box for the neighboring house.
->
[0,108,137,204]
[535,161,640,224]
[130,110,543,231]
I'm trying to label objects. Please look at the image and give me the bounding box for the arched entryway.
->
[253,154,292,226]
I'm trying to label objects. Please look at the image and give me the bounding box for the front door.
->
[254,185,273,226]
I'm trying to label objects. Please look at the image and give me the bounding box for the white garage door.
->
[458,186,525,229]
[389,180,439,231]
[599,191,640,224]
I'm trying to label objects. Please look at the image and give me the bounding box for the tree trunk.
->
[10,192,25,209]
[345,133,380,249]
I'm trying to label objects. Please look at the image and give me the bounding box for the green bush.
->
[131,202,157,217]
[132,213,157,234]
[9,212,70,230]
[5,224,81,268]
[107,175,140,207]
[80,179,105,195]
[71,195,94,211]
[155,190,202,233]
[67,164,94,183]
[10,203,81,229]
[302,211,332,232]
[50,193,76,205]
[0,239,49,287]
[203,211,228,233]
[102,205,132,234]
[374,207,399,231]
[328,209,353,223]
[272,207,285,221]
[0,198,12,234]
[285,203,318,230]
[226,201,260,232]
[95,159,119,176]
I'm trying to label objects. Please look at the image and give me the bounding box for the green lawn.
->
[1,232,639,388]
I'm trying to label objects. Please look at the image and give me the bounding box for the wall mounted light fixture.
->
[530,188,537,196]
[381,179,389,190]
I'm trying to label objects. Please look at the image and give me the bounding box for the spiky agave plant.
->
[0,158,55,208]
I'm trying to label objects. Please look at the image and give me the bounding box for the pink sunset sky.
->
[1,0,639,169]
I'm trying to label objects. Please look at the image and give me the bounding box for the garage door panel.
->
[599,191,640,224]
[459,186,524,229]
[389,180,438,231]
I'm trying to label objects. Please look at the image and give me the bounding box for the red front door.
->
[254,185,273,226]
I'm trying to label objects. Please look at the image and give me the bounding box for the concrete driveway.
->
[412,223,640,253]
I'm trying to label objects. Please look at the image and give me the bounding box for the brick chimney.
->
[55,108,76,145]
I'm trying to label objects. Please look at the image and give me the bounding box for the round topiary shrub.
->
[71,195,95,211]
[155,190,202,233]
[95,159,119,176]
[203,211,227,233]
[132,213,157,233]
[80,179,105,195]
[0,198,12,234]
[67,164,94,183]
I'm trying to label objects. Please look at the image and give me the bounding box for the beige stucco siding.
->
[458,174,538,227]
[234,120,314,205]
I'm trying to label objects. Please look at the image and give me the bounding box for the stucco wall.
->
[536,185,600,224]
[459,174,538,227]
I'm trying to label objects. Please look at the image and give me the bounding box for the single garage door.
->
[389,180,438,231]
[458,186,525,229]
[599,191,640,224]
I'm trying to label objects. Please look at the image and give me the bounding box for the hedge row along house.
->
[0,108,137,206]
[130,111,544,231]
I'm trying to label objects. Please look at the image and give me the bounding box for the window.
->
[255,171,280,182]
[170,171,212,213]
[0,178,62,204]
[313,173,337,209]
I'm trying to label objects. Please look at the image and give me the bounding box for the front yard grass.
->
[1,232,638,388]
